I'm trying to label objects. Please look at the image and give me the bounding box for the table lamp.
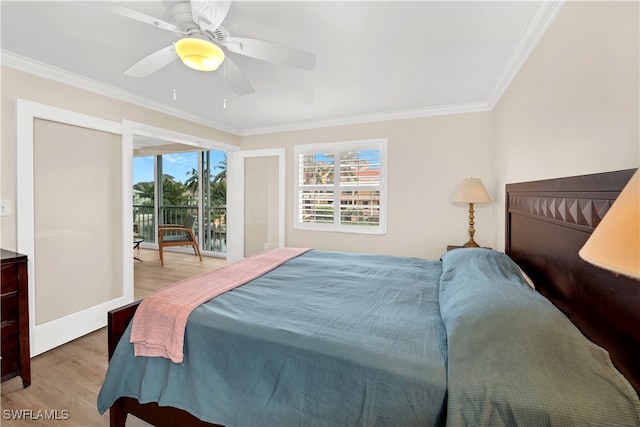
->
[453,177,492,247]
[579,169,639,280]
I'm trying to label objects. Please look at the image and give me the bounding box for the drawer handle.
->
[1,291,18,298]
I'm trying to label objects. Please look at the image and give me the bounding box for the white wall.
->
[241,112,494,259]
[492,1,639,250]
[4,1,636,261]
[240,1,639,258]
[1,67,240,250]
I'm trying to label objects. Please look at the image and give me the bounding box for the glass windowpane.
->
[339,149,381,185]
[340,190,380,226]
[298,190,334,224]
[299,153,335,185]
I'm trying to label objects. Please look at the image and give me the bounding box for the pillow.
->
[439,248,640,426]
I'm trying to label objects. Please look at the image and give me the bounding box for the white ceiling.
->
[1,1,563,136]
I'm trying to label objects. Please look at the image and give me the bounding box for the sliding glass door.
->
[133,156,155,243]
[133,150,227,255]
[159,152,199,241]
[203,151,227,252]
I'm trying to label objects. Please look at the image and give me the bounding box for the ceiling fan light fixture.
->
[175,38,224,71]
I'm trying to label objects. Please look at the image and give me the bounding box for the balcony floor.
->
[133,248,227,299]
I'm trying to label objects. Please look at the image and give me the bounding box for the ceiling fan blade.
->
[190,0,232,33]
[221,57,254,96]
[101,2,185,34]
[125,45,177,77]
[223,36,316,70]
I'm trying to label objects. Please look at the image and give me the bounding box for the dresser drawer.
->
[1,295,20,379]
[1,264,18,294]
[0,294,19,324]
[0,250,29,387]
[1,330,20,379]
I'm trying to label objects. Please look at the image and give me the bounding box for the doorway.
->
[132,150,228,255]
[226,149,285,262]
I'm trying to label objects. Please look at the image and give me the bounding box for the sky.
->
[133,150,226,185]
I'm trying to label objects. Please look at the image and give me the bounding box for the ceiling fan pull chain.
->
[172,49,177,101]
[223,61,227,109]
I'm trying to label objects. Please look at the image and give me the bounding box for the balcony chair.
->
[158,214,203,267]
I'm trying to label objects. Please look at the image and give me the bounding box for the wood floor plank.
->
[1,249,226,426]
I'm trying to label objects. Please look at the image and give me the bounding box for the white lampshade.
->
[452,178,492,204]
[579,170,639,280]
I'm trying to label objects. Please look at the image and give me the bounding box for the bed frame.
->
[106,168,639,426]
[505,168,639,394]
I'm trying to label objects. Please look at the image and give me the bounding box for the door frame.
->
[16,99,130,356]
[226,149,285,263]
[125,120,237,256]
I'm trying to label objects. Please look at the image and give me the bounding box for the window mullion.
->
[333,151,341,225]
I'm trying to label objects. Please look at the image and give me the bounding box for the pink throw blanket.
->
[130,247,311,363]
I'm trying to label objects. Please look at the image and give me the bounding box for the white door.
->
[17,100,133,356]
[226,149,285,263]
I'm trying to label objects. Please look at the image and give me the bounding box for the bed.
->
[98,169,640,427]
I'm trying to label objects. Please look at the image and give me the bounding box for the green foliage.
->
[311,205,334,223]
[133,181,154,206]
[185,168,198,194]
[162,178,188,205]
[211,180,226,205]
[134,152,227,208]
[212,154,227,184]
[206,153,227,205]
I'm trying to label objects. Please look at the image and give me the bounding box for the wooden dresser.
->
[1,249,31,387]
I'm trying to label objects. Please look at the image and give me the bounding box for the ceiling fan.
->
[104,0,316,96]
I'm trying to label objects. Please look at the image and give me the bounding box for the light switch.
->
[1,200,11,216]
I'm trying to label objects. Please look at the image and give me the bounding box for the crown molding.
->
[242,0,565,136]
[0,50,240,136]
[1,49,491,137]
[486,0,565,108]
[1,0,563,139]
[238,102,492,136]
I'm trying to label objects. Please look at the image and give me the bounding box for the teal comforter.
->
[98,250,448,426]
[440,248,640,426]
[97,249,640,426]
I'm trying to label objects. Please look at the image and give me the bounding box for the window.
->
[294,139,387,234]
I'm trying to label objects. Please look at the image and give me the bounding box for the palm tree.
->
[133,181,154,204]
[212,154,227,184]
[185,168,198,194]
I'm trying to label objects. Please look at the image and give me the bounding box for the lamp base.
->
[462,239,480,248]
[462,202,481,248]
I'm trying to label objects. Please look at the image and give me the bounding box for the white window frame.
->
[293,138,387,234]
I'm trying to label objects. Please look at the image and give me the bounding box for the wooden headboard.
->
[505,168,639,396]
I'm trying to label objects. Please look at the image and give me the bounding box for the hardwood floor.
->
[0,249,226,426]
[133,247,226,300]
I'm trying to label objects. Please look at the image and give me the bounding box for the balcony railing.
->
[134,205,155,243]
[133,204,226,253]
[203,206,227,253]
